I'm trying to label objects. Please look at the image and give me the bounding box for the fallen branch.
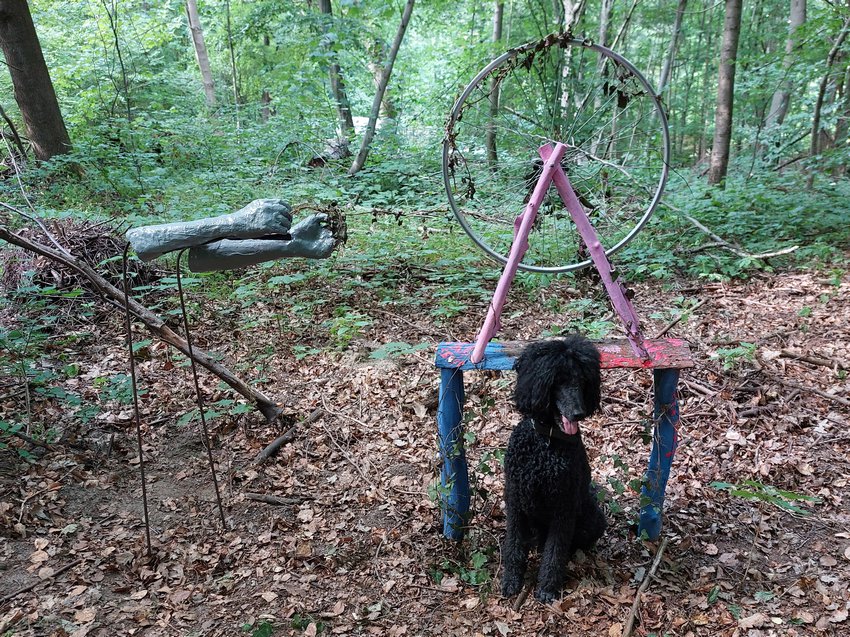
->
[0,224,285,423]
[663,203,799,260]
[244,492,311,506]
[780,349,845,370]
[512,586,532,612]
[0,558,83,607]
[252,407,324,466]
[623,537,669,637]
[772,377,850,408]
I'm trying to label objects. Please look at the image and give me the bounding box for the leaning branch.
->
[624,537,669,637]
[664,203,799,260]
[0,224,285,423]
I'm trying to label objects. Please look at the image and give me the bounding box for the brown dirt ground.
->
[1,267,849,637]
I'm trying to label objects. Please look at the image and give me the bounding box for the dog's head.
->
[513,336,601,436]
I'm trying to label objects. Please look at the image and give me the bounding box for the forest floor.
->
[1,255,849,637]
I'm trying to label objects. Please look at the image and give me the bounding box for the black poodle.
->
[501,336,607,603]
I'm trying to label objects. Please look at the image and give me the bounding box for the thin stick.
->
[623,537,669,637]
[0,558,83,607]
[773,377,850,407]
[652,298,709,338]
[512,586,532,611]
[253,408,324,466]
[176,250,226,529]
[123,245,152,557]
[244,492,310,506]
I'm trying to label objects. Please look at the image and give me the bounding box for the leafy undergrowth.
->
[1,235,849,635]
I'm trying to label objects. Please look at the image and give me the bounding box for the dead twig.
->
[0,558,84,607]
[773,377,850,408]
[623,537,669,637]
[652,298,709,338]
[243,492,311,506]
[512,586,532,612]
[252,408,325,466]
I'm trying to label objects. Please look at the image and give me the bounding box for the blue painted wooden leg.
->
[438,368,470,540]
[639,368,680,540]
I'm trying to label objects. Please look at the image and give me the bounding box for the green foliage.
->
[710,480,821,516]
[711,342,757,371]
[242,620,276,637]
[369,341,429,360]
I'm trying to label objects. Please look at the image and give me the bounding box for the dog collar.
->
[532,418,578,443]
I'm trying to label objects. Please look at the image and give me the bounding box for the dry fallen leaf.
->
[739,613,768,629]
[819,555,837,567]
[74,607,96,623]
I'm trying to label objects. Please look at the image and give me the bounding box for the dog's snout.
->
[555,385,585,422]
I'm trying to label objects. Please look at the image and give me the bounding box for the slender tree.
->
[348,0,415,176]
[318,0,354,137]
[808,14,850,187]
[765,0,806,128]
[708,0,743,186]
[658,0,688,94]
[185,0,216,107]
[0,0,72,160]
[485,1,504,166]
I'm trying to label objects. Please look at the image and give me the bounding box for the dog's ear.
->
[513,342,557,416]
[575,338,602,415]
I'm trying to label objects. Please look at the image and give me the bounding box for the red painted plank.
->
[435,338,693,371]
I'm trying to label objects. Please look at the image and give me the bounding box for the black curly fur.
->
[501,336,607,603]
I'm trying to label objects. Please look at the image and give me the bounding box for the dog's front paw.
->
[533,586,559,604]
[501,574,524,598]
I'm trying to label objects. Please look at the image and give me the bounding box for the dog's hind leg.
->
[571,487,607,553]
[501,510,532,597]
[535,519,575,602]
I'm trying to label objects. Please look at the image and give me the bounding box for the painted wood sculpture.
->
[437,34,692,541]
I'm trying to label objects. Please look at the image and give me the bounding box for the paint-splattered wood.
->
[435,338,693,371]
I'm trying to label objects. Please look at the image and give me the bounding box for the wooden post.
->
[639,368,680,540]
[438,368,469,539]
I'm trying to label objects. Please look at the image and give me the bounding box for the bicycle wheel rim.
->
[443,34,670,274]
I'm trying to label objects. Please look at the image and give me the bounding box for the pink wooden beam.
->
[539,144,649,360]
[470,143,568,364]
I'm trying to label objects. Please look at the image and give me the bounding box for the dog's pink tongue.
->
[561,416,578,436]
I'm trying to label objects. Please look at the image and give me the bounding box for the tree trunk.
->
[808,15,850,187]
[485,1,504,166]
[185,0,216,107]
[348,0,415,176]
[708,0,743,186]
[562,0,586,31]
[367,39,396,119]
[261,89,271,123]
[318,0,354,137]
[0,0,72,160]
[658,0,688,94]
[598,0,614,47]
[765,0,806,127]
[833,62,850,176]
[592,0,615,113]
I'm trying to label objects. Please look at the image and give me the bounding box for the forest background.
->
[1,0,850,636]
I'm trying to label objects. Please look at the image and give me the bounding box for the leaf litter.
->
[1,261,849,637]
